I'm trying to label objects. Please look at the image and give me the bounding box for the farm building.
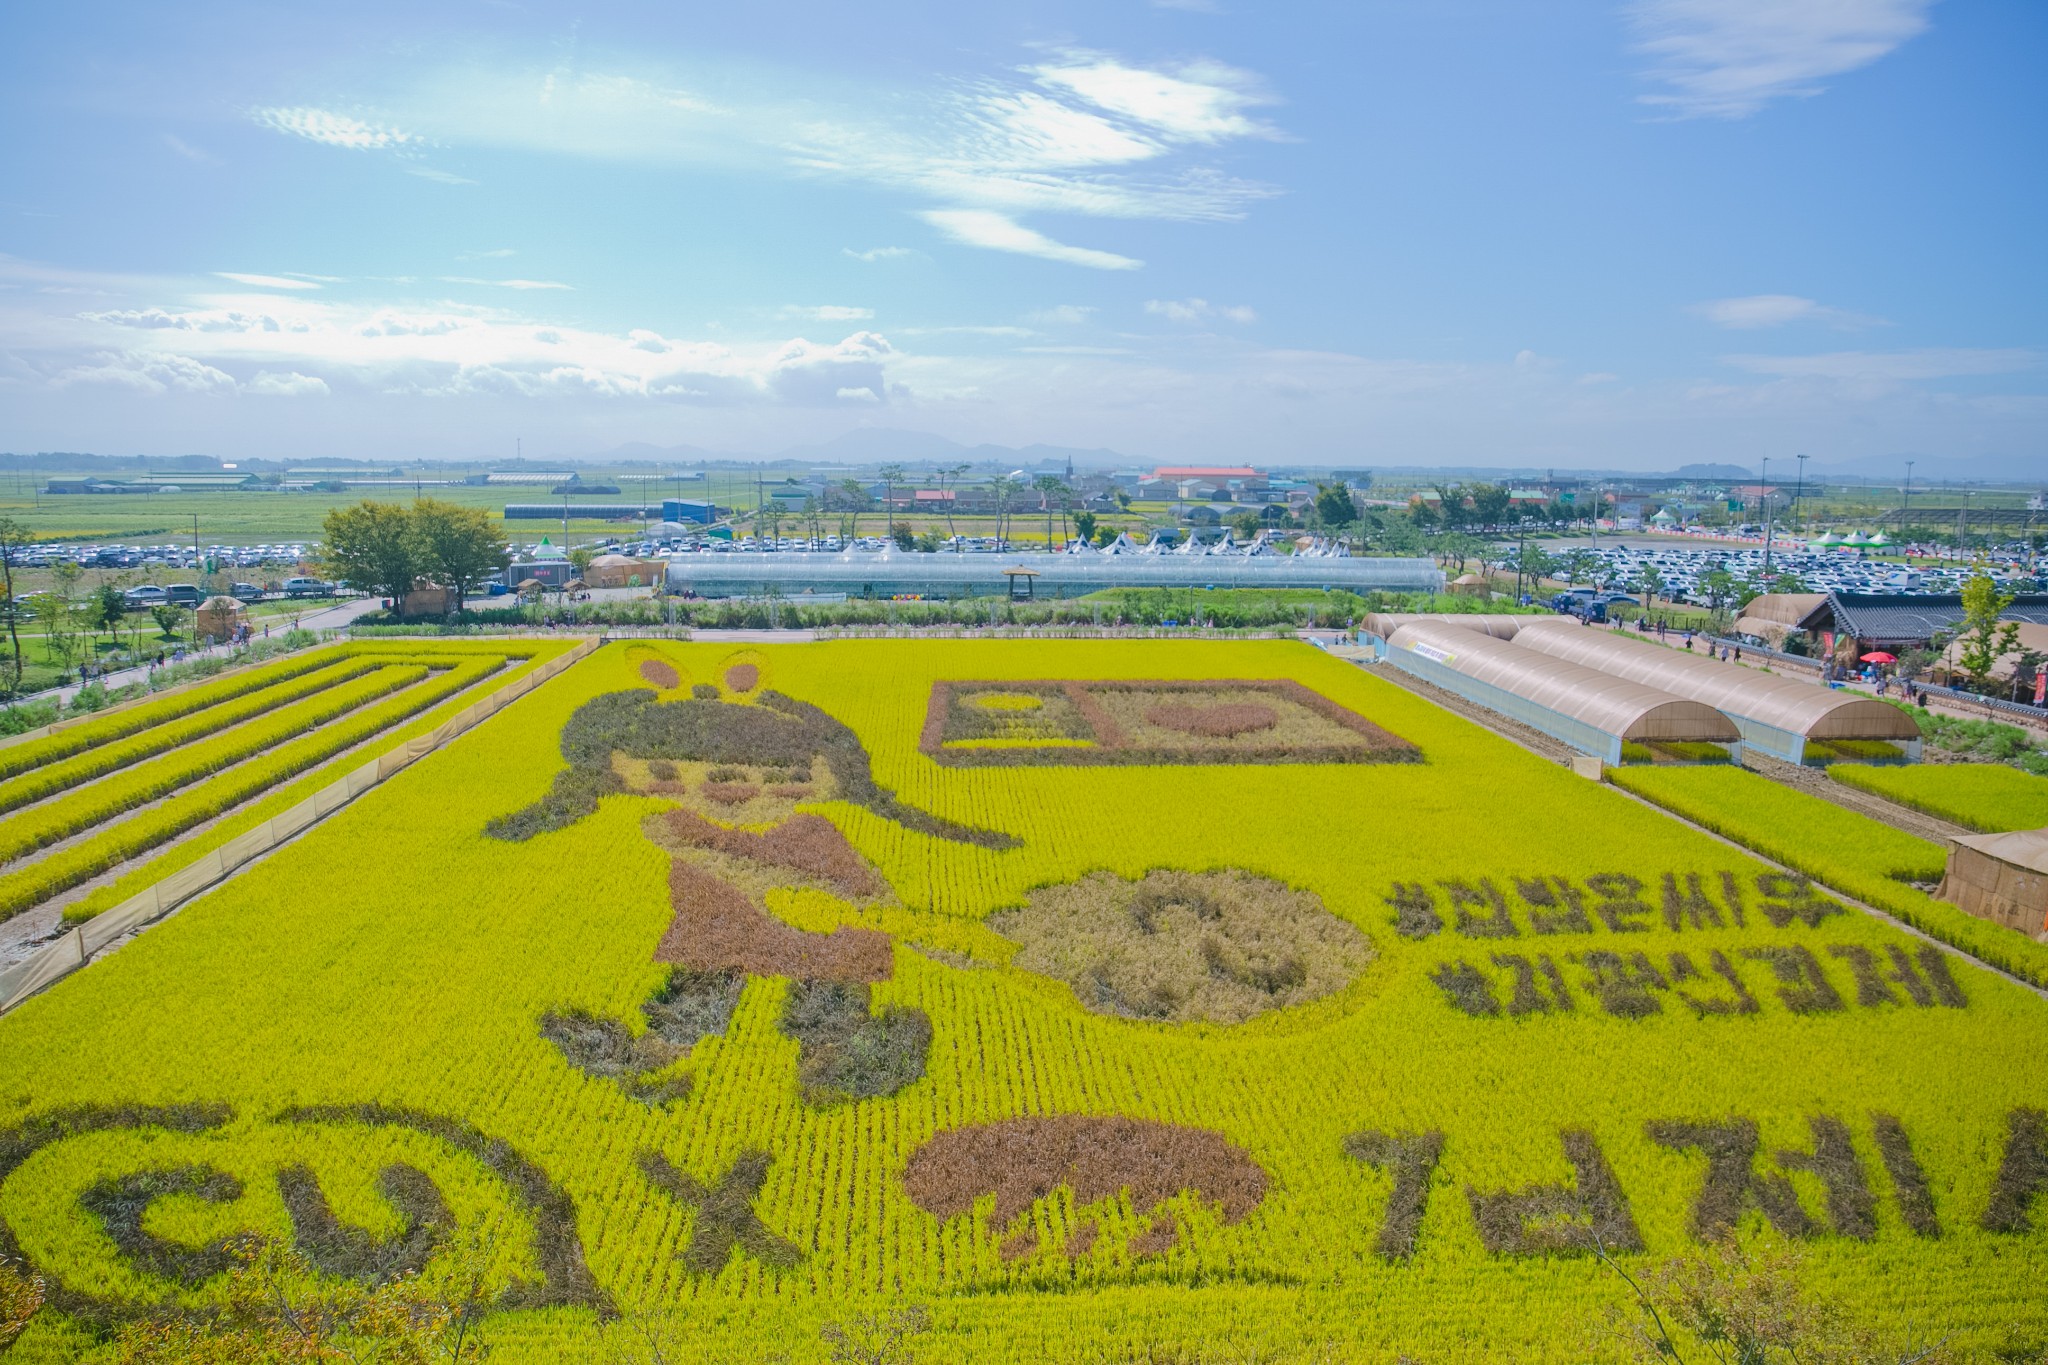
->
[1379,619,1740,765]
[1939,828,2048,937]
[1509,622,1922,764]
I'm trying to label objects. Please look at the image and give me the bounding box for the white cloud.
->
[835,386,881,403]
[251,106,416,150]
[439,276,573,291]
[1722,348,2043,381]
[843,246,914,262]
[1145,297,1255,324]
[781,305,875,321]
[246,370,330,396]
[1027,304,1096,326]
[1694,294,1884,328]
[406,166,477,186]
[1628,0,1935,119]
[216,272,321,291]
[1030,53,1275,144]
[920,210,1141,270]
[54,352,237,395]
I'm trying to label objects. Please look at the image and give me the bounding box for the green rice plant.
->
[6,641,2048,1362]
[0,645,357,781]
[0,658,507,923]
[0,657,389,817]
[59,644,575,922]
[0,665,433,865]
[1610,764,2048,988]
[1832,762,2048,834]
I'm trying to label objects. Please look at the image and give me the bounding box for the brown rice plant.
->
[0,1254,44,1352]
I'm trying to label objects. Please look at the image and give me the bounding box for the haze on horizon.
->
[0,0,2041,475]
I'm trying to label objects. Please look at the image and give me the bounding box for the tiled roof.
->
[1824,592,2048,642]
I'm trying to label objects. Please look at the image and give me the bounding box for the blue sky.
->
[1,0,2042,471]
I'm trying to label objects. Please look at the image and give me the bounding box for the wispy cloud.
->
[246,370,330,396]
[1627,0,1935,119]
[781,304,874,321]
[1693,294,1885,328]
[216,272,322,290]
[251,106,416,150]
[254,48,1279,267]
[406,166,477,186]
[439,276,573,291]
[1145,297,1255,324]
[162,134,217,164]
[920,210,1141,270]
[843,246,914,262]
[1027,305,1096,326]
[1722,348,2042,380]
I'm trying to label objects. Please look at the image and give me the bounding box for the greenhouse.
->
[664,549,1444,598]
[1379,619,1741,765]
[1509,623,1922,764]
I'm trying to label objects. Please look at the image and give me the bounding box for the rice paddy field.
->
[2,639,2047,1362]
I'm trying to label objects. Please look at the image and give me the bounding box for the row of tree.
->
[319,499,508,612]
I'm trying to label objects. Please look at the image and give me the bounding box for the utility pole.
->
[1901,460,1914,550]
[192,514,201,573]
[1794,453,1808,533]
[1760,457,1774,579]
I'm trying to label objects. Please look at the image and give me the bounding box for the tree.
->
[879,463,906,542]
[409,497,507,611]
[149,604,185,640]
[839,479,867,541]
[30,594,79,678]
[936,462,969,548]
[1638,563,1664,610]
[321,501,421,605]
[87,583,128,651]
[1073,510,1098,544]
[1315,482,1358,529]
[1561,549,1598,588]
[990,476,1019,548]
[1033,475,1066,549]
[568,546,596,578]
[1511,544,1556,599]
[1469,482,1512,527]
[1955,572,2022,691]
[0,517,29,695]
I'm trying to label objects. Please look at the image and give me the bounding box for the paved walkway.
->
[35,597,384,706]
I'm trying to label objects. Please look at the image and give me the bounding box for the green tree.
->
[839,479,867,540]
[1073,510,1098,544]
[320,500,421,606]
[1512,544,1557,599]
[149,603,185,640]
[1468,482,1512,526]
[409,497,507,610]
[0,519,30,695]
[568,545,596,578]
[87,583,128,652]
[990,475,1019,547]
[1637,563,1665,609]
[1033,474,1068,548]
[1561,548,1597,588]
[1955,572,2021,691]
[1315,482,1358,529]
[879,463,906,542]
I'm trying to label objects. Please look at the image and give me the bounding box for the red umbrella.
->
[1860,651,1897,664]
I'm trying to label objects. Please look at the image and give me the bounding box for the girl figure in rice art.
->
[487,654,1016,1108]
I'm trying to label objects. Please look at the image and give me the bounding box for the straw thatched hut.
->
[1449,572,1492,598]
[194,595,248,643]
[1939,828,2048,938]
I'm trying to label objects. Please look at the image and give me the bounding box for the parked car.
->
[165,584,202,606]
[282,577,332,598]
[123,585,168,606]
[230,582,264,602]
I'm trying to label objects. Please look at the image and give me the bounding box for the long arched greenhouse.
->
[663,550,1444,599]
[1378,619,1742,765]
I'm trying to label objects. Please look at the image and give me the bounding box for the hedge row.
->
[1609,764,2048,990]
[0,657,508,923]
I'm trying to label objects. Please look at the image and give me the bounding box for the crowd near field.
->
[1,638,2047,1361]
